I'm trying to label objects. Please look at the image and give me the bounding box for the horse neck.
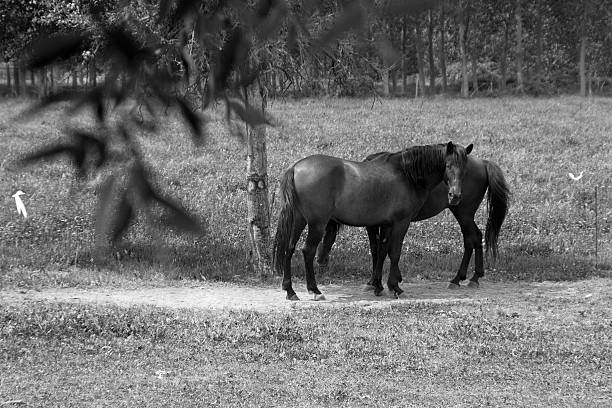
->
[400,146,446,190]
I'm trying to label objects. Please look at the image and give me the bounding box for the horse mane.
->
[393,144,447,186]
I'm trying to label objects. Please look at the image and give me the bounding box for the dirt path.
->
[2,278,610,312]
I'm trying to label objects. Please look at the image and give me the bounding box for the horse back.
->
[292,154,417,225]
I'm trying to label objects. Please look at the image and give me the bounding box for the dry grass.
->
[1,96,611,287]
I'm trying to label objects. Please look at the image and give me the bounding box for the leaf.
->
[176,97,205,143]
[27,31,90,69]
[105,26,153,70]
[180,47,195,83]
[70,130,107,169]
[21,90,79,116]
[21,144,81,166]
[151,193,204,233]
[109,194,134,242]
[214,27,249,91]
[227,98,270,127]
[94,175,134,244]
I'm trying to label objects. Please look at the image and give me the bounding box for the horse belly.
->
[333,189,415,226]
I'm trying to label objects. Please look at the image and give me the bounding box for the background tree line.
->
[2,0,612,100]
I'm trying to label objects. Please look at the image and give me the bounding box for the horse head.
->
[444,142,473,206]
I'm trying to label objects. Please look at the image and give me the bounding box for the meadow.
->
[1,96,611,287]
[1,279,611,407]
[1,96,612,406]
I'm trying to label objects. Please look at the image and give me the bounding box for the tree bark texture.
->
[579,1,591,97]
[500,21,509,91]
[414,20,426,97]
[427,9,436,94]
[439,3,447,94]
[535,0,544,78]
[515,0,524,93]
[380,66,390,97]
[401,17,407,94]
[459,4,469,98]
[245,83,272,277]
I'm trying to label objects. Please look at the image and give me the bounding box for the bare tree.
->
[427,9,436,95]
[515,0,524,93]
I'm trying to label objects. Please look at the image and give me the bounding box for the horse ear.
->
[466,143,473,155]
[446,141,454,155]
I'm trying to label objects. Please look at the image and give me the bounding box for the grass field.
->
[1,96,612,406]
[1,279,611,407]
[1,96,611,287]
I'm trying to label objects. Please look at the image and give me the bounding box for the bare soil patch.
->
[2,278,610,312]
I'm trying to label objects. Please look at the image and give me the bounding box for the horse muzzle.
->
[448,192,462,206]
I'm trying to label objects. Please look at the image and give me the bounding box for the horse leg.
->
[283,214,307,301]
[364,226,381,289]
[386,221,410,298]
[371,226,390,296]
[448,212,482,289]
[468,223,484,288]
[315,221,339,267]
[302,222,327,301]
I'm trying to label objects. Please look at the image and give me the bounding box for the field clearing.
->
[1,278,611,407]
[1,96,612,288]
[1,95,612,406]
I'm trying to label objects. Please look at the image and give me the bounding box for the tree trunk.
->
[579,1,591,97]
[40,67,47,97]
[500,21,509,91]
[50,64,56,93]
[19,64,26,95]
[6,62,10,89]
[401,17,407,94]
[459,4,469,98]
[471,51,478,94]
[535,0,544,79]
[427,9,436,95]
[380,66,390,97]
[72,66,78,89]
[245,82,272,277]
[439,2,447,94]
[414,20,426,97]
[12,63,20,96]
[391,69,397,95]
[515,0,524,93]
[579,34,587,96]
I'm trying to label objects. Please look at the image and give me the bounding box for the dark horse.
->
[314,150,510,294]
[273,142,473,301]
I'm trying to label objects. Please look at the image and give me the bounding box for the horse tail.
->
[273,167,299,274]
[484,160,510,259]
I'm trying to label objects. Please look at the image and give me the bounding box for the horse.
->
[314,151,510,294]
[273,142,473,301]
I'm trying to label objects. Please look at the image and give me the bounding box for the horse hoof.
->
[314,293,326,301]
[286,294,300,301]
[374,288,384,297]
[395,291,407,299]
[467,281,479,289]
[362,284,376,292]
[448,282,461,290]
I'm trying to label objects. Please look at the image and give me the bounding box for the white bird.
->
[12,190,28,218]
[568,171,584,181]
